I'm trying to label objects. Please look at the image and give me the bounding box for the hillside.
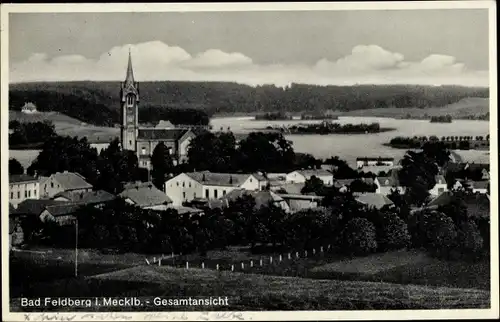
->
[342,97,489,118]
[10,82,489,126]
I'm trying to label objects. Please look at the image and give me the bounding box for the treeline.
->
[389,135,489,150]
[430,115,453,123]
[289,122,386,134]
[9,120,57,147]
[11,82,489,122]
[255,111,293,120]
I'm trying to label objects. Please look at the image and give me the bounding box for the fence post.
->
[231,264,234,272]
[320,246,324,253]
[216,264,219,271]
[171,252,174,258]
[313,248,316,255]
[158,259,162,266]
[145,258,150,265]
[270,256,273,264]
[296,252,299,258]
[260,258,263,266]
[279,255,282,262]
[201,262,205,269]
[241,262,244,270]
[250,260,254,267]
[288,253,291,260]
[153,256,156,263]
[305,250,308,257]
[186,261,189,269]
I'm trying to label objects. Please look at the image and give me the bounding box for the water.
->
[9,117,490,170]
[211,117,491,166]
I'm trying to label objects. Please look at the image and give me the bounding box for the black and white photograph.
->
[1,2,498,321]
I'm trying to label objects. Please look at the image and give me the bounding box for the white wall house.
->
[9,175,40,207]
[286,169,334,186]
[165,171,267,206]
[374,176,405,195]
[429,175,448,196]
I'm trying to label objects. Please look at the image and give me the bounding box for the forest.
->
[9,82,488,126]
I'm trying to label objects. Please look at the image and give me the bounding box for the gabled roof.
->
[435,175,446,184]
[46,172,93,191]
[354,193,394,209]
[185,171,253,187]
[155,120,175,129]
[53,190,116,204]
[278,183,306,195]
[11,199,79,217]
[119,182,172,207]
[427,191,490,219]
[294,169,332,177]
[9,174,38,184]
[137,129,190,141]
[334,179,355,188]
[427,191,454,207]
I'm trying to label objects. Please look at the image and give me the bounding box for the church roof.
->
[125,49,135,85]
[137,129,190,141]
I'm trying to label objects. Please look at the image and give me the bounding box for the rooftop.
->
[295,169,333,177]
[137,129,189,141]
[119,182,172,207]
[46,171,93,191]
[9,174,39,184]
[186,171,255,187]
[354,192,394,209]
[53,190,116,204]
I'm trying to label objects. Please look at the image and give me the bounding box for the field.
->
[10,264,490,311]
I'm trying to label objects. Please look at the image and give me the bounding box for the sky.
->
[9,9,490,87]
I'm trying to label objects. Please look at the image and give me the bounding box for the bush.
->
[476,217,490,252]
[376,213,411,251]
[457,220,484,257]
[340,217,378,255]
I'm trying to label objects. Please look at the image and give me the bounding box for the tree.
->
[324,156,358,178]
[151,142,174,190]
[187,132,238,172]
[376,212,411,251]
[398,150,439,206]
[27,135,99,184]
[256,203,287,248]
[9,158,24,175]
[409,210,457,257]
[457,220,484,258]
[340,217,378,255]
[301,175,326,195]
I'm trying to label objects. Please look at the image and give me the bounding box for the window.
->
[28,190,31,197]
[214,189,218,198]
[17,192,20,199]
[127,95,134,106]
[194,192,197,199]
[177,182,179,187]
[11,192,13,199]
[142,147,146,155]
[183,192,186,199]
[438,188,445,193]
[223,190,226,196]
[25,191,27,198]
[189,182,191,188]
[129,140,132,146]
[34,190,37,197]
[249,178,253,182]
[51,182,54,188]
[205,189,209,199]
[182,182,185,188]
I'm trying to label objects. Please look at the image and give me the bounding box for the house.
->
[334,179,356,193]
[52,190,116,207]
[208,189,291,212]
[21,102,37,114]
[354,192,394,210]
[164,171,268,206]
[12,199,81,226]
[374,174,405,195]
[278,194,323,213]
[286,169,334,185]
[429,175,448,196]
[271,182,306,195]
[88,135,117,154]
[481,168,490,180]
[427,191,490,219]
[39,171,93,198]
[9,174,40,207]
[356,157,394,169]
[119,182,172,210]
[466,180,489,194]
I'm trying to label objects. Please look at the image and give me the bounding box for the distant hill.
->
[10,81,489,126]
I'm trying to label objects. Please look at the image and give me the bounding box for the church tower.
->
[120,50,139,151]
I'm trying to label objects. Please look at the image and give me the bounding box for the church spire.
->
[125,48,135,85]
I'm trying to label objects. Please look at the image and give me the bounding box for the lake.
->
[9,117,490,170]
[211,116,491,167]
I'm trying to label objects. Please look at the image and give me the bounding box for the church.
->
[120,51,198,170]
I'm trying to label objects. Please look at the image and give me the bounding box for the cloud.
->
[10,41,488,87]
